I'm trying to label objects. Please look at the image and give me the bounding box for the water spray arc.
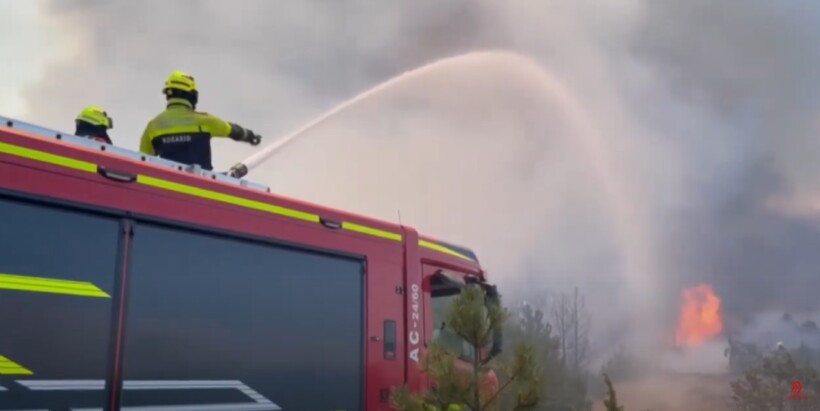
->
[226,51,520,179]
[229,50,658,339]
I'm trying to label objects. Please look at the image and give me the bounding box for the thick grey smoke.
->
[18,0,820,362]
[632,0,820,325]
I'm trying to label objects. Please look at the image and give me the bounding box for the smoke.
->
[736,311,820,350]
[17,0,820,367]
[632,0,820,329]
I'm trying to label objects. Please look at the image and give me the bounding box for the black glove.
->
[245,130,261,146]
[228,123,261,146]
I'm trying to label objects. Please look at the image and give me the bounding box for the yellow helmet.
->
[163,70,198,95]
[75,105,113,129]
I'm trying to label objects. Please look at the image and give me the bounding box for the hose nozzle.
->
[227,163,249,179]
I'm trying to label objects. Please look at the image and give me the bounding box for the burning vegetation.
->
[674,283,723,349]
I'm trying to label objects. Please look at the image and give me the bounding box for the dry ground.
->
[591,372,736,411]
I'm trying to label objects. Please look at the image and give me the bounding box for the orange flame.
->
[674,283,723,348]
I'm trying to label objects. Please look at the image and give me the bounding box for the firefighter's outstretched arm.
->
[202,114,261,146]
[227,123,262,146]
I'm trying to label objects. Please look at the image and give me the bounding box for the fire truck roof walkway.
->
[0,115,271,194]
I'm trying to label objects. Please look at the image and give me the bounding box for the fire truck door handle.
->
[97,166,137,183]
[319,217,342,230]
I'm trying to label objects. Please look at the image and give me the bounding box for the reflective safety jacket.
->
[139,98,250,170]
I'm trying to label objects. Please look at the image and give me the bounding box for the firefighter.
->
[74,105,114,145]
[139,70,262,171]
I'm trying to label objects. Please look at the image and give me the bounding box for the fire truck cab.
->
[0,116,500,411]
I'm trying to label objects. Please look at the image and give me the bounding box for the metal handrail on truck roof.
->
[0,115,271,194]
[1,114,481,263]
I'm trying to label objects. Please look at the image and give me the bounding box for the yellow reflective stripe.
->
[0,141,404,242]
[138,175,404,240]
[139,173,403,240]
[0,141,96,173]
[150,124,201,134]
[0,273,110,298]
[0,355,33,375]
[342,222,402,241]
[137,175,320,223]
[419,240,474,261]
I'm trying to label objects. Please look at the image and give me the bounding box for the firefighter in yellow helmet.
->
[139,70,261,171]
[75,105,113,145]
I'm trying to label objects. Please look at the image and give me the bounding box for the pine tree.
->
[601,374,651,411]
[602,373,624,411]
[393,284,541,411]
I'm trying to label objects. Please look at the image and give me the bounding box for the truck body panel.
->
[0,117,488,410]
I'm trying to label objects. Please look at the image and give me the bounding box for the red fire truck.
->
[0,116,501,411]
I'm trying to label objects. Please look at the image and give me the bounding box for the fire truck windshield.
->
[428,269,502,363]
[431,293,476,361]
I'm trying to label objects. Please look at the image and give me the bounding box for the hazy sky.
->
[7,0,820,359]
[0,2,64,116]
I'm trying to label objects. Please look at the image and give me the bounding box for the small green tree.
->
[600,374,651,411]
[393,284,541,411]
[602,373,624,411]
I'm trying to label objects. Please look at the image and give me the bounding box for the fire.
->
[674,283,723,348]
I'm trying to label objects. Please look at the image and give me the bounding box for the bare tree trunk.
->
[560,294,567,366]
[553,289,590,370]
[573,287,579,370]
